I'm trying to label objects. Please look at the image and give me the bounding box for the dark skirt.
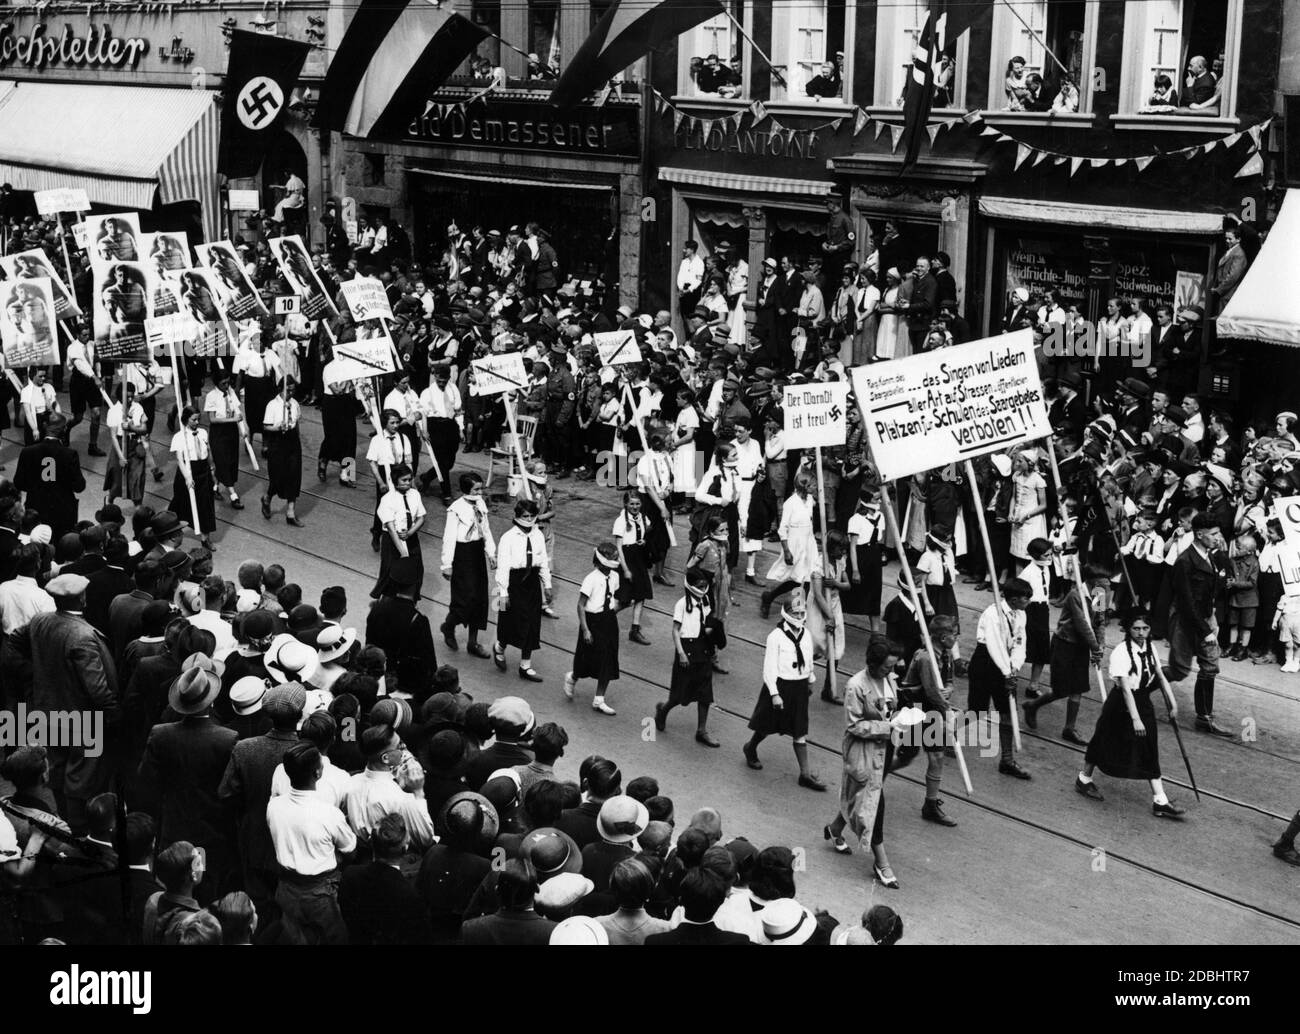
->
[617,542,653,604]
[243,376,275,440]
[1049,635,1092,698]
[447,540,489,631]
[667,640,714,706]
[497,566,542,652]
[842,543,883,616]
[748,675,812,739]
[572,609,621,682]
[926,581,958,626]
[638,492,671,565]
[1085,683,1160,780]
[267,427,303,501]
[319,394,357,462]
[209,422,240,486]
[1025,601,1051,664]
[373,534,423,600]
[171,460,216,535]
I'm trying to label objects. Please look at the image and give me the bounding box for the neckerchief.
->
[781,623,806,671]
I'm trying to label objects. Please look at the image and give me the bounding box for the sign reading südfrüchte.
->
[849,329,1050,481]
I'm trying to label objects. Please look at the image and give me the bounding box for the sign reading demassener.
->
[850,330,1050,481]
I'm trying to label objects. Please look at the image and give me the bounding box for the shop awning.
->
[0,80,220,240]
[658,167,834,198]
[408,167,612,191]
[978,196,1225,235]
[1217,189,1300,347]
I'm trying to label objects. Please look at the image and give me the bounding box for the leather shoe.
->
[694,731,720,748]
[230,498,245,510]
[286,516,304,528]
[823,825,850,853]
[653,703,667,732]
[744,574,759,585]
[973,581,991,592]
[1022,703,1038,729]
[652,573,672,586]
[921,800,957,826]
[797,773,827,791]
[518,667,544,683]
[1152,800,1185,819]
[492,645,507,672]
[742,743,762,770]
[1272,843,1300,866]
[1075,776,1104,801]
[1195,717,1232,737]
[711,660,729,674]
[261,497,272,519]
[87,447,106,457]
[1061,728,1088,746]
[998,760,1032,780]
[441,624,458,652]
[628,628,651,646]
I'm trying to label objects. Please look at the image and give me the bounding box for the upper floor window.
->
[527,0,561,82]
[771,0,847,103]
[875,3,966,109]
[1121,0,1242,118]
[469,0,501,74]
[990,0,1093,113]
[682,2,746,97]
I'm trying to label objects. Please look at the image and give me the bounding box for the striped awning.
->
[658,166,835,197]
[978,195,1226,234]
[0,80,220,240]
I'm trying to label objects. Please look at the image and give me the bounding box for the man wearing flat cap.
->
[1166,512,1230,736]
[14,411,84,540]
[6,572,117,833]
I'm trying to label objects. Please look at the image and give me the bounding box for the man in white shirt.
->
[966,577,1032,779]
[270,711,352,808]
[185,575,237,658]
[66,326,105,456]
[346,726,435,851]
[19,366,58,444]
[267,742,357,945]
[676,240,705,327]
[1181,394,1205,444]
[0,543,54,633]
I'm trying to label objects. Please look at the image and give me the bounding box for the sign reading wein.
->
[0,22,149,71]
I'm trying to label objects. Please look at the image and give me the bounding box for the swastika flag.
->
[218,30,311,178]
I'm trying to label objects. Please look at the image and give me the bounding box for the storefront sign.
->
[1005,239,1089,309]
[850,330,1050,481]
[677,122,820,160]
[0,21,149,71]
[406,101,639,158]
[783,382,848,450]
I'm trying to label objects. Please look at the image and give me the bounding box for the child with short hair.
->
[654,568,725,746]
[1119,509,1165,608]
[613,490,653,645]
[1021,537,1053,698]
[843,487,885,632]
[916,524,959,632]
[526,460,559,618]
[564,540,623,715]
[1227,531,1261,661]
[965,576,1032,779]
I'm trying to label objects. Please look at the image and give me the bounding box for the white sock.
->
[1153,792,1169,805]
[746,558,756,575]
[1077,772,1093,784]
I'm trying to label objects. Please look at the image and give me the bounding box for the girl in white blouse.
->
[564,541,623,716]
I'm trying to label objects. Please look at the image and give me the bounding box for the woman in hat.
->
[875,267,904,361]
[493,497,551,682]
[203,369,246,510]
[843,486,886,630]
[743,589,826,790]
[372,463,426,600]
[169,406,217,551]
[1075,608,1185,819]
[823,638,905,888]
[261,375,304,527]
[655,567,724,746]
[564,541,623,716]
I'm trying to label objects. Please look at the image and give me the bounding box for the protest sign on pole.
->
[329,327,398,383]
[268,235,338,320]
[593,330,642,368]
[196,241,270,319]
[470,353,528,397]
[34,188,90,216]
[0,277,60,368]
[0,250,80,318]
[1272,496,1300,598]
[340,276,394,323]
[849,330,1050,481]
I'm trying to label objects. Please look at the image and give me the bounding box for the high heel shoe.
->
[823,825,850,854]
[873,863,900,889]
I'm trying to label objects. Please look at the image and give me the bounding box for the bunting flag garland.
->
[890,124,904,153]
[1236,152,1264,178]
[926,123,942,144]
[1135,155,1154,172]
[1015,143,1031,170]
[1070,156,1085,176]
[673,109,685,132]
[854,108,869,135]
[874,120,886,140]
[1032,149,1049,167]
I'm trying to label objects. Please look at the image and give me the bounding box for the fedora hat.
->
[169,657,223,715]
[520,827,583,877]
[264,633,320,685]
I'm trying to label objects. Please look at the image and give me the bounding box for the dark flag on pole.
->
[315,1,487,139]
[549,0,725,110]
[218,30,311,178]
[898,12,938,174]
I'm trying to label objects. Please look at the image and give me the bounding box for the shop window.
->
[989,0,1093,113]
[1120,0,1242,119]
[690,204,747,262]
[682,1,746,98]
[527,0,561,82]
[874,3,966,109]
[362,152,385,188]
[771,0,847,103]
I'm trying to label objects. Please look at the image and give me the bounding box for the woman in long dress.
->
[760,470,818,619]
[874,268,904,362]
[853,268,880,364]
[1075,608,1186,819]
[1008,449,1049,566]
[669,387,700,507]
[823,638,905,888]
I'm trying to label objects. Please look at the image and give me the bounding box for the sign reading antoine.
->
[0,21,149,71]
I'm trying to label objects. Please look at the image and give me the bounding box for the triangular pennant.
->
[980,126,1000,137]
[996,133,1013,143]
[1070,156,1085,176]
[854,108,869,135]
[750,100,767,123]
[962,111,982,124]
[874,120,886,140]
[832,118,844,132]
[1053,155,1067,165]
[1248,122,1265,148]
[1015,143,1032,169]
[1135,155,1154,172]
[786,128,798,147]
[926,124,941,144]
[890,124,904,153]
[673,109,685,132]
[1222,131,1243,148]
[1202,140,1218,154]
[1113,157,1129,167]
[1089,157,1108,168]
[1236,152,1265,178]
[1032,149,1050,167]
[732,112,745,132]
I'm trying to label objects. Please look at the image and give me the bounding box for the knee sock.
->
[1064,695,1081,733]
[999,720,1013,762]
[924,752,944,800]
[793,741,811,777]
[1276,810,1300,848]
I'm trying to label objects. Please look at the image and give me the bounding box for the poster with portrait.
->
[268,234,338,321]
[175,267,235,357]
[0,277,60,368]
[141,231,192,276]
[0,249,81,318]
[148,269,183,318]
[85,212,143,263]
[196,240,269,319]
[92,260,153,362]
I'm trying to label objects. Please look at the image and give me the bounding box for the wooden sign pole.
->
[813,444,837,702]
[504,393,533,502]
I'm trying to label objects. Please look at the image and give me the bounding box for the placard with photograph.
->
[85,212,143,263]
[142,231,192,275]
[196,240,269,319]
[0,277,60,368]
[0,249,80,318]
[268,234,338,321]
[93,260,153,362]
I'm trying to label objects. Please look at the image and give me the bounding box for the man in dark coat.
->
[555,757,620,850]
[460,858,556,945]
[14,412,84,539]
[903,256,939,351]
[52,804,161,945]
[417,793,495,943]
[85,536,132,636]
[0,495,24,584]
[1165,512,1229,736]
[644,869,750,945]
[365,557,437,703]
[340,813,430,945]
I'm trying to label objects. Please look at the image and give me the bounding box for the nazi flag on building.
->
[218,29,311,178]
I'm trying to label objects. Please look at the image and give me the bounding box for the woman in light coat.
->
[824,638,905,889]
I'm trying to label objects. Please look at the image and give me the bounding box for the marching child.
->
[965,577,1032,779]
[1021,537,1054,699]
[809,529,850,703]
[843,487,885,631]
[564,541,623,715]
[654,568,725,746]
[1118,508,1165,609]
[613,491,653,645]
[494,497,552,682]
